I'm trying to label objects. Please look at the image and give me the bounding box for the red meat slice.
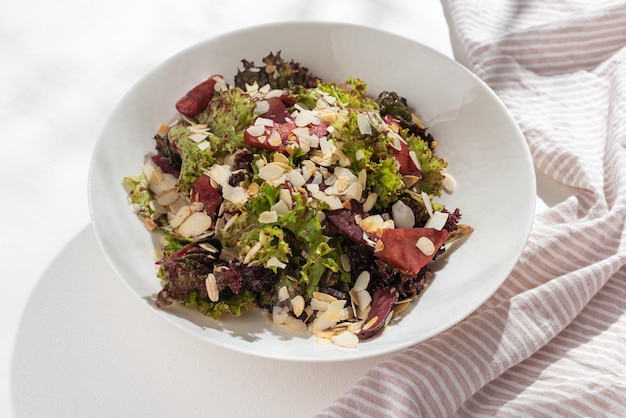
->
[175,75,222,117]
[357,287,397,340]
[375,228,449,274]
[191,175,222,220]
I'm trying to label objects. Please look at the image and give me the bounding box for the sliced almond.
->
[359,214,384,234]
[392,200,415,229]
[277,285,290,302]
[409,150,421,170]
[416,236,436,256]
[353,271,370,292]
[442,172,457,193]
[361,315,379,331]
[246,125,266,137]
[169,205,192,228]
[425,210,449,231]
[331,331,359,348]
[254,100,270,115]
[357,112,372,135]
[258,210,278,224]
[272,305,289,324]
[310,298,329,312]
[312,292,338,304]
[206,273,219,302]
[221,184,248,205]
[266,256,287,269]
[356,290,372,310]
[340,254,351,272]
[311,313,337,333]
[178,212,212,238]
[344,181,363,201]
[325,300,348,322]
[362,193,378,213]
[283,316,307,333]
[156,189,180,206]
[291,295,305,317]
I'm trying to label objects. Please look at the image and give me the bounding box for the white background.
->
[1,1,463,416]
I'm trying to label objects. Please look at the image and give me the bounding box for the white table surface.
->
[2,1,555,416]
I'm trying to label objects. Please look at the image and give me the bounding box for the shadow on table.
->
[10,225,393,418]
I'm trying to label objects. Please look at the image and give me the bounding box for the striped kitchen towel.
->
[318,1,626,416]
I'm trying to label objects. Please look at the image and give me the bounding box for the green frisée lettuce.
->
[123,52,472,348]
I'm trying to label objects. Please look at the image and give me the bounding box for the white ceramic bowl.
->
[89,22,535,362]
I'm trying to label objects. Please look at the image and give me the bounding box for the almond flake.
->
[254,117,274,127]
[277,285,290,302]
[208,164,231,187]
[272,305,289,324]
[387,131,404,150]
[340,254,351,272]
[311,314,337,333]
[144,217,157,231]
[258,210,278,224]
[442,171,457,193]
[409,150,421,170]
[357,112,372,135]
[362,316,379,331]
[331,331,359,348]
[268,131,282,147]
[254,100,270,115]
[421,191,433,216]
[286,169,306,188]
[310,298,329,312]
[363,193,378,213]
[312,291,338,304]
[291,295,305,317]
[323,195,343,210]
[169,205,192,228]
[265,89,284,99]
[353,271,370,291]
[246,125,266,137]
[266,256,287,269]
[416,236,436,256]
[156,189,180,206]
[270,199,290,215]
[206,273,219,302]
[325,300,348,322]
[279,189,293,210]
[359,214,384,234]
[294,111,320,127]
[178,212,212,238]
[283,316,307,333]
[212,76,227,92]
[425,210,449,231]
[392,200,415,229]
[221,184,248,205]
[197,141,211,151]
[189,132,209,143]
[356,290,372,310]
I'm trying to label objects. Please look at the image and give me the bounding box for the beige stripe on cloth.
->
[317,1,626,417]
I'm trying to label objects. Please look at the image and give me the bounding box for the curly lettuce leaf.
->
[167,124,216,194]
[184,290,255,319]
[199,88,256,153]
[233,51,320,90]
[368,157,405,210]
[405,132,447,195]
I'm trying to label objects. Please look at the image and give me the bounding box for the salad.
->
[123,52,472,348]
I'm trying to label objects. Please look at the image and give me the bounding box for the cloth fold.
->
[318,1,626,416]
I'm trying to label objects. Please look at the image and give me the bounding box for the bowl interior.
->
[89,22,535,362]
